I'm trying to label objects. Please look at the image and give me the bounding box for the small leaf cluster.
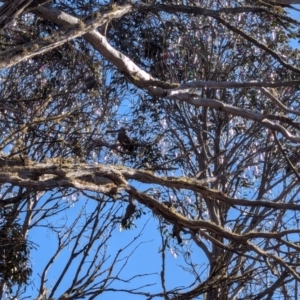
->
[0,214,32,292]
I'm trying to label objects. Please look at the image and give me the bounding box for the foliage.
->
[0,207,32,293]
[1,0,300,299]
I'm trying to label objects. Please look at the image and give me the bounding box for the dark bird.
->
[85,75,96,90]
[121,202,136,227]
[172,225,183,245]
[285,151,298,174]
[118,127,135,152]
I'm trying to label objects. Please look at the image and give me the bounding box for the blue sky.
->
[4,3,300,300]
[25,195,206,299]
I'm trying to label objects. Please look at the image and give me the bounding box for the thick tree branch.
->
[169,95,300,143]
[32,4,177,92]
[29,4,300,144]
[180,80,300,90]
[0,5,133,70]
[1,160,300,212]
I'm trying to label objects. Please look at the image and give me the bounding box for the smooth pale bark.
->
[31,4,300,144]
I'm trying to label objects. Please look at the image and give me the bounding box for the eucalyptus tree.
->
[1,0,300,299]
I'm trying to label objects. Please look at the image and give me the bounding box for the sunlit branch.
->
[171,95,300,143]
[247,242,300,281]
[179,80,300,90]
[0,5,133,70]
[2,161,300,211]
